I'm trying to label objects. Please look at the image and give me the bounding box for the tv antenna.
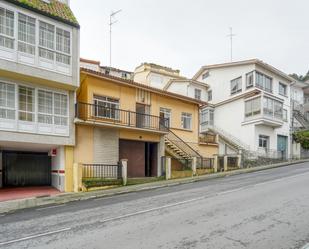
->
[109,9,122,67]
[227,27,236,62]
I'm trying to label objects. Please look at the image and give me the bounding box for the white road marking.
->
[36,204,66,211]
[0,227,71,246]
[94,192,136,201]
[254,171,309,188]
[217,187,245,195]
[99,196,206,224]
[301,243,309,249]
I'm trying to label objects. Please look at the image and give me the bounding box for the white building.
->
[0,0,80,192]
[193,59,294,157]
[80,58,133,80]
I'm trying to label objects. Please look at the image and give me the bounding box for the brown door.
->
[119,140,145,177]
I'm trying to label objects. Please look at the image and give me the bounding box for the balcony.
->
[75,102,169,133]
[243,96,284,127]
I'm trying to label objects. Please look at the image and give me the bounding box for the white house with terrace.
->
[0,0,79,192]
[193,59,294,158]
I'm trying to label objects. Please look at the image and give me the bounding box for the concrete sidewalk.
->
[1,159,308,214]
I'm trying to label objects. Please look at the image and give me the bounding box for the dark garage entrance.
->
[119,140,158,178]
[2,151,51,187]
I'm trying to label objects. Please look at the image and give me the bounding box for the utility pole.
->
[109,9,122,68]
[227,27,236,62]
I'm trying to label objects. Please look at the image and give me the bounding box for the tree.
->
[289,70,309,82]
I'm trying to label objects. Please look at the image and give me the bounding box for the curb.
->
[1,159,308,214]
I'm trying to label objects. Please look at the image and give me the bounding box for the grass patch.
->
[126,177,165,186]
[83,178,122,188]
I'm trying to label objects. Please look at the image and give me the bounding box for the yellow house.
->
[74,67,218,178]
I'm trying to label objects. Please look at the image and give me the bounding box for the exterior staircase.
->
[165,130,202,160]
[207,125,250,152]
[293,110,309,129]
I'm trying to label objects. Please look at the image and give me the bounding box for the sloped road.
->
[1,163,309,249]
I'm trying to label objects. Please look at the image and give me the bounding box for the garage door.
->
[3,152,51,187]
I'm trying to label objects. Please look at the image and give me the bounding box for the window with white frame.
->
[259,135,269,150]
[283,109,287,121]
[207,90,212,101]
[194,88,201,100]
[279,82,287,96]
[18,86,34,122]
[256,71,272,93]
[246,71,254,88]
[181,112,192,130]
[18,13,36,55]
[231,77,242,95]
[0,82,15,119]
[93,95,120,120]
[39,21,54,61]
[263,97,283,120]
[160,107,171,127]
[202,71,209,80]
[0,7,14,49]
[54,93,68,126]
[56,28,70,65]
[245,97,261,117]
[38,90,53,124]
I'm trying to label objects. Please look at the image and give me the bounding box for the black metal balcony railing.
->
[75,102,169,132]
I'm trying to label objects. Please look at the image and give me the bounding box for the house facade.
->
[193,59,294,157]
[74,67,215,178]
[80,58,133,80]
[0,0,79,191]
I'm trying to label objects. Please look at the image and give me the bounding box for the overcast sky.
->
[71,0,309,78]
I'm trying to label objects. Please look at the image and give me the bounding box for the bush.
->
[293,130,309,149]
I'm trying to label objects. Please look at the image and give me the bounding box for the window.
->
[0,82,15,119]
[259,135,269,150]
[160,107,171,127]
[274,101,283,119]
[39,21,54,61]
[194,89,201,100]
[246,72,254,88]
[18,13,36,55]
[93,95,120,120]
[231,77,242,95]
[263,97,283,120]
[18,86,34,122]
[283,109,287,121]
[207,90,212,101]
[56,28,70,65]
[181,112,192,130]
[0,7,14,49]
[245,97,261,117]
[279,82,287,96]
[202,72,209,80]
[54,93,68,126]
[201,109,214,126]
[256,71,272,93]
[38,90,53,124]
[121,72,128,79]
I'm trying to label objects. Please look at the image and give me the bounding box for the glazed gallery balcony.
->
[75,102,169,133]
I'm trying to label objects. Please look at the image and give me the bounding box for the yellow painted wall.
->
[64,146,74,192]
[119,129,161,142]
[74,125,94,164]
[78,73,218,158]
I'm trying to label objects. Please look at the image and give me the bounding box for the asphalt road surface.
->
[1,163,309,249]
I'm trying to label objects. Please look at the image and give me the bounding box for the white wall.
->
[196,63,291,154]
[196,64,255,104]
[51,146,65,192]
